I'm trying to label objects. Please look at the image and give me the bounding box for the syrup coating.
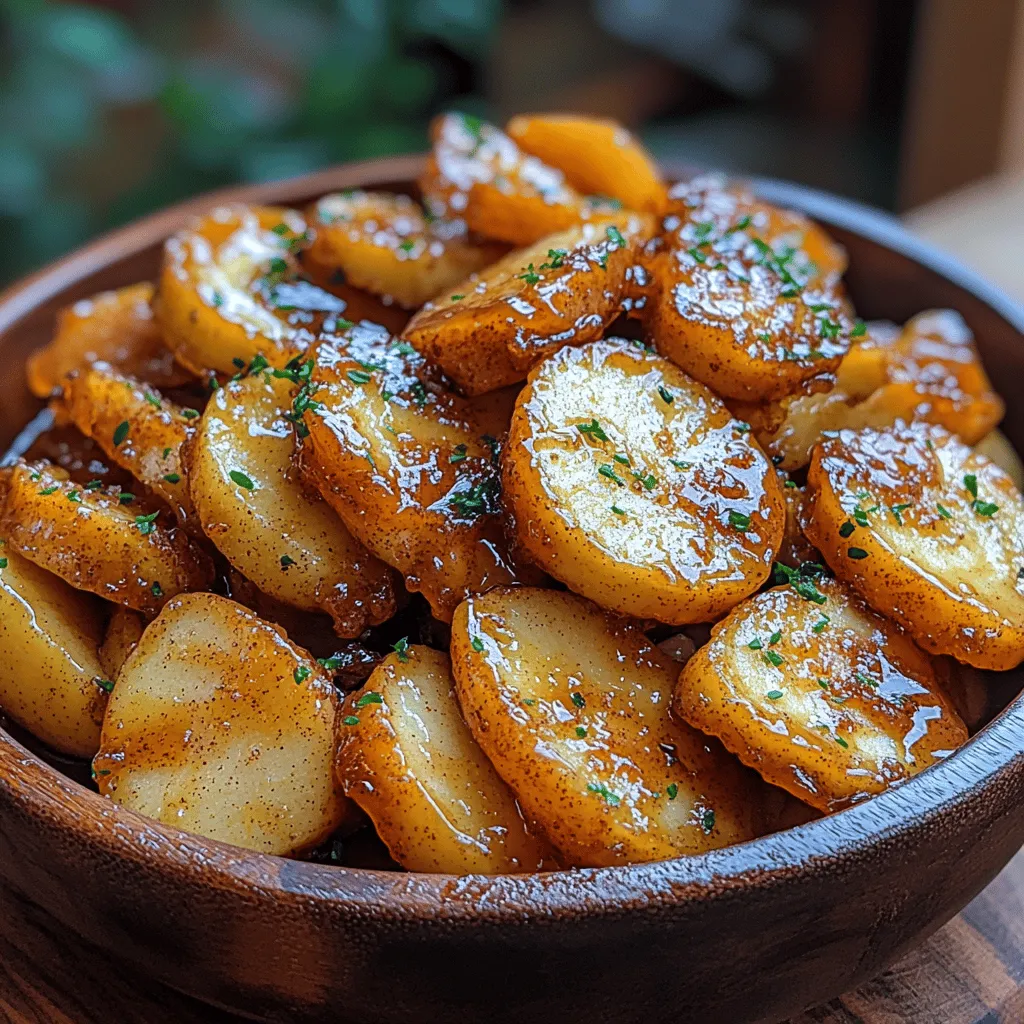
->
[0,460,213,616]
[504,338,785,624]
[675,577,968,813]
[304,189,505,309]
[735,311,1005,470]
[302,321,535,622]
[420,113,623,247]
[336,645,554,874]
[646,175,854,401]
[451,586,769,867]
[189,370,397,636]
[61,362,197,525]
[403,213,654,395]
[805,422,1024,670]
[157,205,351,376]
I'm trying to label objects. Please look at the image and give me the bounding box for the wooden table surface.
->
[1,848,1023,1024]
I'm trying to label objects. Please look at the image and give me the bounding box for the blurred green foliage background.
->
[0,0,501,282]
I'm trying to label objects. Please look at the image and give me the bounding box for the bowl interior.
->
[1,155,1023,886]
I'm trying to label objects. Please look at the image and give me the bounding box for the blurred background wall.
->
[1,0,1022,286]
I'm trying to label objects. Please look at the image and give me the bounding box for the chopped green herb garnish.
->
[606,225,626,248]
[701,809,715,834]
[151,581,163,598]
[839,521,856,538]
[163,473,181,484]
[578,419,609,442]
[763,650,785,668]
[356,692,383,708]
[95,678,115,694]
[937,504,952,519]
[768,630,782,645]
[393,637,410,662]
[657,385,674,404]
[611,504,627,515]
[517,263,541,285]
[973,500,999,517]
[471,636,485,653]
[347,369,372,385]
[450,443,468,464]
[670,459,692,470]
[230,470,255,491]
[294,666,310,685]
[85,479,103,490]
[0,558,7,569]
[113,421,129,447]
[847,547,868,560]
[181,409,199,420]
[728,510,751,531]
[144,392,161,409]
[280,554,295,567]
[667,783,678,800]
[38,485,59,496]
[342,715,360,726]
[812,615,830,634]
[964,474,978,498]
[599,464,625,486]
[587,782,620,806]
[774,561,828,604]
[766,690,784,700]
[450,294,464,301]
[540,248,568,269]
[135,512,159,535]
[633,470,657,490]
[747,638,763,650]
[398,240,415,253]
[67,490,81,503]
[575,726,587,738]
[890,503,913,525]
[850,320,867,337]
[613,453,630,465]
[118,492,134,505]
[571,691,585,708]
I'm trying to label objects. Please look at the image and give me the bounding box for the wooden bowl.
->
[1,155,1023,1024]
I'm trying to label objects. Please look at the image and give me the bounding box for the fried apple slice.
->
[805,422,1024,670]
[663,174,848,288]
[503,338,784,624]
[93,593,348,854]
[304,190,504,309]
[336,645,553,874]
[450,586,768,866]
[675,576,968,813]
[736,311,1006,470]
[402,213,654,395]
[26,283,192,399]
[188,369,397,637]
[646,245,854,403]
[61,362,197,524]
[301,322,534,622]
[98,606,146,679]
[0,546,109,756]
[157,205,351,376]
[420,112,619,247]
[0,460,213,616]
[507,113,667,214]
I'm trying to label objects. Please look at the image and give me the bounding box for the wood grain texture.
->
[3,852,1024,1023]
[0,157,1023,1024]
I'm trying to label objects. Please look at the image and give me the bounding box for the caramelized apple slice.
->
[676,576,967,813]
[805,422,1024,670]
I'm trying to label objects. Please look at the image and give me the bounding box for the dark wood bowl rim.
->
[1,153,1023,922]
